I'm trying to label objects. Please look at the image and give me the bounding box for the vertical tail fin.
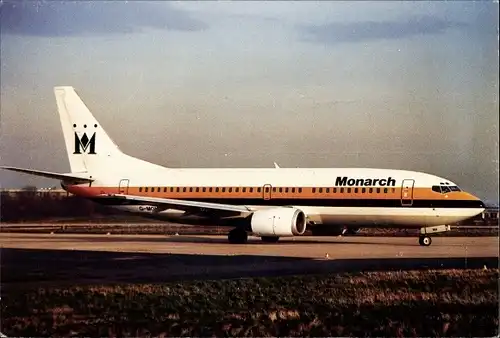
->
[54,86,124,173]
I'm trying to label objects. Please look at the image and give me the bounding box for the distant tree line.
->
[0,192,129,222]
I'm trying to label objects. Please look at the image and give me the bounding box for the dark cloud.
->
[0,0,207,36]
[301,16,467,44]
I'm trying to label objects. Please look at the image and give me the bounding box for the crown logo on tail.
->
[74,132,96,154]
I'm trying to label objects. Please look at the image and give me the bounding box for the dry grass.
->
[1,269,498,337]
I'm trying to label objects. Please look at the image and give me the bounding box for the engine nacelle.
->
[250,207,307,237]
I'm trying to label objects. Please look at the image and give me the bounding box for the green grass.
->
[1,269,498,337]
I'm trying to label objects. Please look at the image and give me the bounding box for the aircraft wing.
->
[0,166,94,183]
[100,194,254,215]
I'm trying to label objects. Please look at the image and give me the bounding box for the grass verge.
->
[1,269,498,337]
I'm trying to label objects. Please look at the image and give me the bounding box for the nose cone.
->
[469,193,486,212]
[474,195,485,208]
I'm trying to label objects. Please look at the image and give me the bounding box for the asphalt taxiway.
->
[1,233,498,290]
[0,233,498,258]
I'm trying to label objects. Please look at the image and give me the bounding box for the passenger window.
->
[326,188,330,193]
[229,187,233,193]
[151,187,155,192]
[209,187,213,192]
[362,188,366,193]
[279,188,283,193]
[354,188,358,193]
[369,188,373,193]
[145,187,148,192]
[189,187,193,192]
[183,188,186,192]
[273,187,276,193]
[347,188,351,193]
[312,188,316,193]
[221,188,225,193]
[164,187,167,192]
[203,187,206,192]
[176,187,180,192]
[340,188,344,193]
[319,188,323,193]
[333,188,337,193]
[250,188,254,192]
[376,188,380,193]
[384,188,388,193]
[265,187,270,193]
[392,188,395,193]
[285,188,289,193]
[258,187,262,193]
[215,187,219,192]
[196,187,200,192]
[242,187,246,193]
[298,188,302,193]
[170,187,173,192]
[292,188,296,193]
[139,187,142,192]
[236,187,239,193]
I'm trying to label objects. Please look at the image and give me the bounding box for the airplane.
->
[1,86,486,246]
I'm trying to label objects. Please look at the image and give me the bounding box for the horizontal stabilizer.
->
[0,166,94,183]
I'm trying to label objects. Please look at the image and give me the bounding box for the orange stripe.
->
[66,185,474,201]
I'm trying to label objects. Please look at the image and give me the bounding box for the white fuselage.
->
[67,166,485,228]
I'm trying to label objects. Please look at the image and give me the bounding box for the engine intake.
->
[250,207,307,237]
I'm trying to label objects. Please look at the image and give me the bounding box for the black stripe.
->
[91,197,484,209]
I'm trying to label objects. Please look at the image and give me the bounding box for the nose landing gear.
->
[418,225,451,246]
[418,235,432,246]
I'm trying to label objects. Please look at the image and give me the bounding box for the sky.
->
[0,1,498,202]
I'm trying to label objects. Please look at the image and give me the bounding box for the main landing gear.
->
[261,236,280,243]
[227,229,281,244]
[418,225,451,246]
[228,227,248,244]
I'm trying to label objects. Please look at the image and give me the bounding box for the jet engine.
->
[250,207,307,237]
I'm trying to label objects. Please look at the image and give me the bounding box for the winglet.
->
[274,162,280,169]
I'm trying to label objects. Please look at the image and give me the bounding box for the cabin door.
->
[401,179,415,206]
[118,179,130,194]
[263,184,272,200]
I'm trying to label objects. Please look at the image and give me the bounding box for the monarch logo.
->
[74,132,96,154]
[335,176,396,187]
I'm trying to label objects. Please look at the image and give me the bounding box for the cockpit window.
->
[432,185,461,194]
[441,186,451,193]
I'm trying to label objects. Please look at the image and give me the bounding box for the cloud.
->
[0,0,207,36]
[301,15,467,45]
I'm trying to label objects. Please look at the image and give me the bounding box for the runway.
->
[0,232,498,258]
[1,233,498,291]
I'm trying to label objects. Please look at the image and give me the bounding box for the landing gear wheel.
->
[419,235,432,246]
[228,228,248,244]
[261,236,280,243]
